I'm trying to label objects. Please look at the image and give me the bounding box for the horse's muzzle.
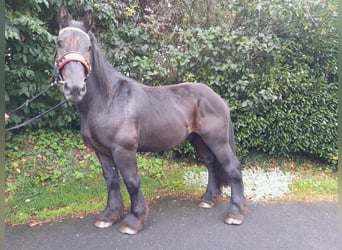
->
[61,80,87,103]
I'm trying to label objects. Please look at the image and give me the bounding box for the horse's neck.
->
[76,46,132,114]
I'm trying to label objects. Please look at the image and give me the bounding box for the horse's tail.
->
[228,118,237,155]
[222,99,237,155]
[214,109,237,188]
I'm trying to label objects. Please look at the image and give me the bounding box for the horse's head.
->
[56,5,93,103]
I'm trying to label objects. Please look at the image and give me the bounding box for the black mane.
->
[88,32,121,97]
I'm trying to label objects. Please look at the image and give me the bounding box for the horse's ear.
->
[83,12,94,32]
[58,4,70,29]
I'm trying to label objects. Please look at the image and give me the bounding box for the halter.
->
[55,27,92,80]
[56,51,91,78]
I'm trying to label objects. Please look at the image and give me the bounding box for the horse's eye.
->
[57,40,62,48]
[88,45,92,52]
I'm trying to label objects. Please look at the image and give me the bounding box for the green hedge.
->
[5,0,337,164]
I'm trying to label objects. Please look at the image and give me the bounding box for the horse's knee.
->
[123,175,140,194]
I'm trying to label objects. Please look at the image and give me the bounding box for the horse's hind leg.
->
[94,151,124,228]
[202,136,247,225]
[188,134,221,208]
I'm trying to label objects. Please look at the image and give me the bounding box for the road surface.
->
[5,198,339,250]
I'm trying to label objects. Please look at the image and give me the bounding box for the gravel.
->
[183,168,297,201]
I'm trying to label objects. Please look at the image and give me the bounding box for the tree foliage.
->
[5,0,338,164]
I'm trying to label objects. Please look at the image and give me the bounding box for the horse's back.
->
[140,82,228,121]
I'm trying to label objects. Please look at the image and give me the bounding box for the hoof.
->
[94,220,115,229]
[198,201,215,209]
[118,224,140,235]
[224,214,244,225]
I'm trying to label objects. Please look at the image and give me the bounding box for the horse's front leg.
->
[94,151,124,228]
[112,146,149,235]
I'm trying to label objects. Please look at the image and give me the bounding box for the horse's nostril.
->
[64,82,70,91]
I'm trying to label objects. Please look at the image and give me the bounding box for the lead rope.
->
[5,77,67,131]
[5,99,67,131]
[7,79,60,115]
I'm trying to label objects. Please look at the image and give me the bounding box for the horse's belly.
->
[137,128,187,152]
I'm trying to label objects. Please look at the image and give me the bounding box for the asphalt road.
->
[5,198,339,250]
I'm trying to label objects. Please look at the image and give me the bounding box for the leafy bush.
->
[5,0,337,165]
[150,0,338,164]
[5,0,81,128]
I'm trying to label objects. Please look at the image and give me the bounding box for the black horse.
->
[55,5,247,234]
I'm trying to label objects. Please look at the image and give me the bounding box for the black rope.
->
[5,100,67,131]
[7,80,60,115]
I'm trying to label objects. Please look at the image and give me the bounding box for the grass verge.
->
[287,172,338,202]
